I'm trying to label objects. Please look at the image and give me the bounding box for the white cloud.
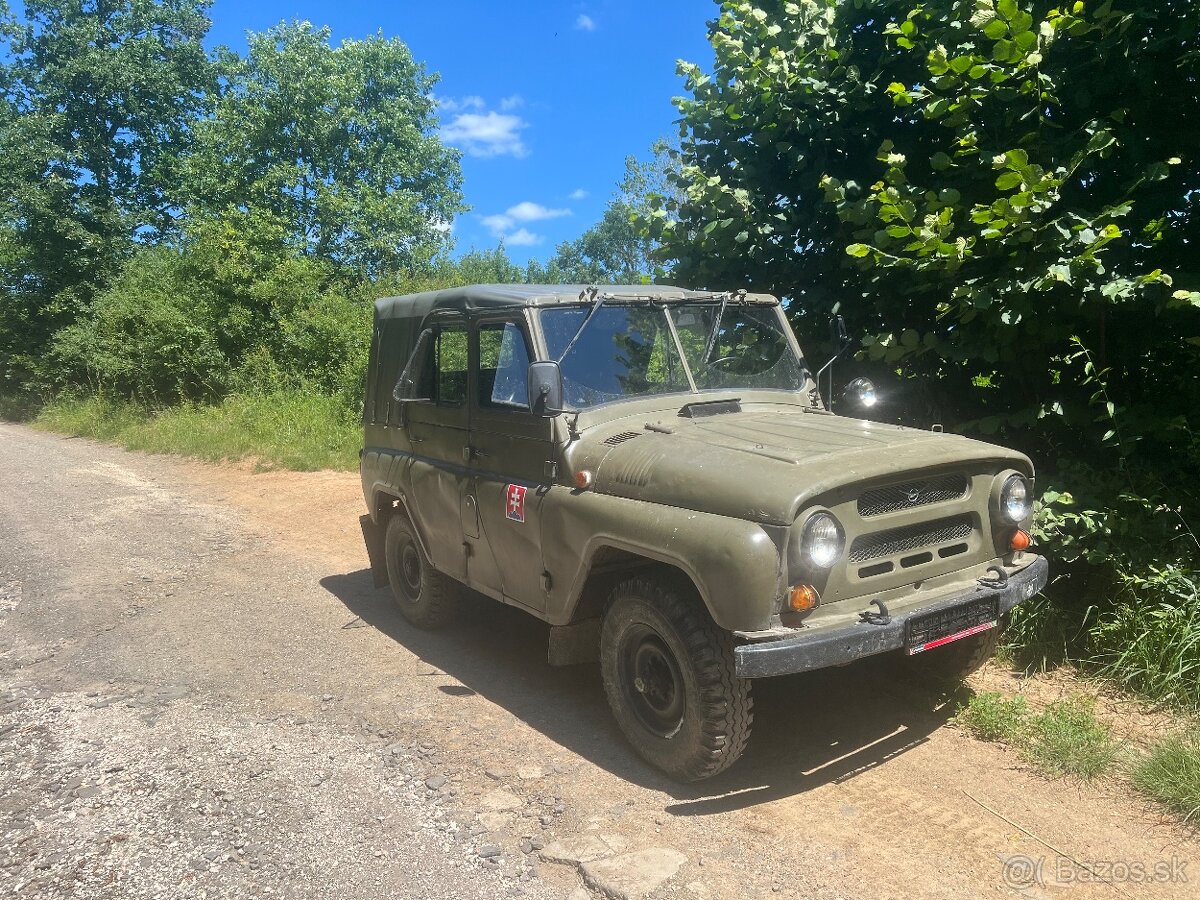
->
[435,95,484,113]
[569,188,588,200]
[481,202,572,236]
[481,201,572,247]
[575,13,596,31]
[441,110,528,158]
[499,95,524,111]
[504,228,542,246]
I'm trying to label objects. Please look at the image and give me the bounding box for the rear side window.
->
[392,324,467,409]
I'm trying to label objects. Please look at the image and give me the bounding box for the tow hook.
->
[978,566,1009,590]
[858,599,891,626]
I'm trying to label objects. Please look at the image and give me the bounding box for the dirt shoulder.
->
[2,422,1196,899]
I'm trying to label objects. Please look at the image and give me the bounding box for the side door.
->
[468,317,556,613]
[402,317,471,581]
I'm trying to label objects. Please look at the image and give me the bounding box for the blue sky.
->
[207,1,717,263]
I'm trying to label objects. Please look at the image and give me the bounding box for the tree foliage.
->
[0,0,216,389]
[184,21,465,277]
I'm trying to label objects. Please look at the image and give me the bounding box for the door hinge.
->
[543,460,558,479]
[541,570,553,592]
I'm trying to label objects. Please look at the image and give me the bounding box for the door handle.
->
[463,446,490,462]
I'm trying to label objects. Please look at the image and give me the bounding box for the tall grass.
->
[34,391,360,472]
[1003,565,1200,711]
[1132,730,1200,824]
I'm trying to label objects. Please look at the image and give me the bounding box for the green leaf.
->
[931,151,952,170]
[983,19,1009,39]
[995,171,1023,190]
[846,243,872,257]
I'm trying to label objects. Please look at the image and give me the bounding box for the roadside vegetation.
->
[957,690,1200,823]
[2,1,1199,717]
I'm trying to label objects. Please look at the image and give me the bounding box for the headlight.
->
[801,512,845,568]
[846,377,877,408]
[999,474,1031,523]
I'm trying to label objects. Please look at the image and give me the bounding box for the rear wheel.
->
[384,512,459,628]
[600,575,753,782]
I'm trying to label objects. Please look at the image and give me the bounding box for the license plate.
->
[905,596,999,655]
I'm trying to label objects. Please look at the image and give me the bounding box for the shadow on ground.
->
[321,568,965,813]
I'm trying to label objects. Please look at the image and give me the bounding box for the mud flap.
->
[547,618,601,666]
[360,515,389,589]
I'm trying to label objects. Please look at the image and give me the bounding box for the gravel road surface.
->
[1,422,1197,899]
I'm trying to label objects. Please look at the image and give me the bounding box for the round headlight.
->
[1000,474,1031,523]
[801,512,845,568]
[846,377,877,408]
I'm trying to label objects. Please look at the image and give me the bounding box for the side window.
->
[435,326,468,406]
[478,322,531,409]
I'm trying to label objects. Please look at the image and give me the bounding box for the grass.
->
[954,690,1029,742]
[1023,697,1120,779]
[32,391,360,472]
[1132,730,1200,823]
[956,691,1118,780]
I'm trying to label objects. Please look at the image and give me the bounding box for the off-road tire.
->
[905,625,1001,684]
[384,512,459,629]
[600,575,753,782]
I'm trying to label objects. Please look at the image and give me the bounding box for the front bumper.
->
[734,556,1049,678]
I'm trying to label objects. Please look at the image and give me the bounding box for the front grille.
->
[848,515,974,563]
[857,473,969,517]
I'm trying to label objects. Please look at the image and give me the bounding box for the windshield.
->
[541,305,690,408]
[669,303,809,392]
[539,301,807,409]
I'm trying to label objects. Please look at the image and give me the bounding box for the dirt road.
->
[1,422,1196,899]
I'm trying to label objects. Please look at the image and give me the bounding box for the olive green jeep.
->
[359,284,1048,781]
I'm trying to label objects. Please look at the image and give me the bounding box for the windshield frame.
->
[535,299,810,411]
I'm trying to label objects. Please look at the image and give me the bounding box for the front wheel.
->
[600,576,753,782]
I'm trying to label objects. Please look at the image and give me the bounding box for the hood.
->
[567,406,1030,526]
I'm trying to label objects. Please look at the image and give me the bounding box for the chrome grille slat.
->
[848,515,974,563]
[857,473,969,517]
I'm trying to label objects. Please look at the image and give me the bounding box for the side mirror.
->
[528,360,564,418]
[831,314,850,352]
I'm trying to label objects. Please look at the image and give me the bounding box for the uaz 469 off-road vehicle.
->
[359,284,1047,781]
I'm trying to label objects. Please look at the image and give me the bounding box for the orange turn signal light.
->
[575,469,594,489]
[788,584,820,613]
[1010,529,1032,552]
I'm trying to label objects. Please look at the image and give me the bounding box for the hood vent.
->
[679,398,742,418]
[603,431,642,446]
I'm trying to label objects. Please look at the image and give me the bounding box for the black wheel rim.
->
[393,535,422,603]
[619,624,685,738]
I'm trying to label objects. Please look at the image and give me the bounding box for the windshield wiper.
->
[556,286,606,363]
[700,290,739,363]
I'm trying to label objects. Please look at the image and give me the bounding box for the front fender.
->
[541,488,787,631]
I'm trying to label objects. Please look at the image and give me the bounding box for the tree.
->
[653,1,1200,620]
[185,21,466,278]
[533,140,680,283]
[0,0,215,390]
